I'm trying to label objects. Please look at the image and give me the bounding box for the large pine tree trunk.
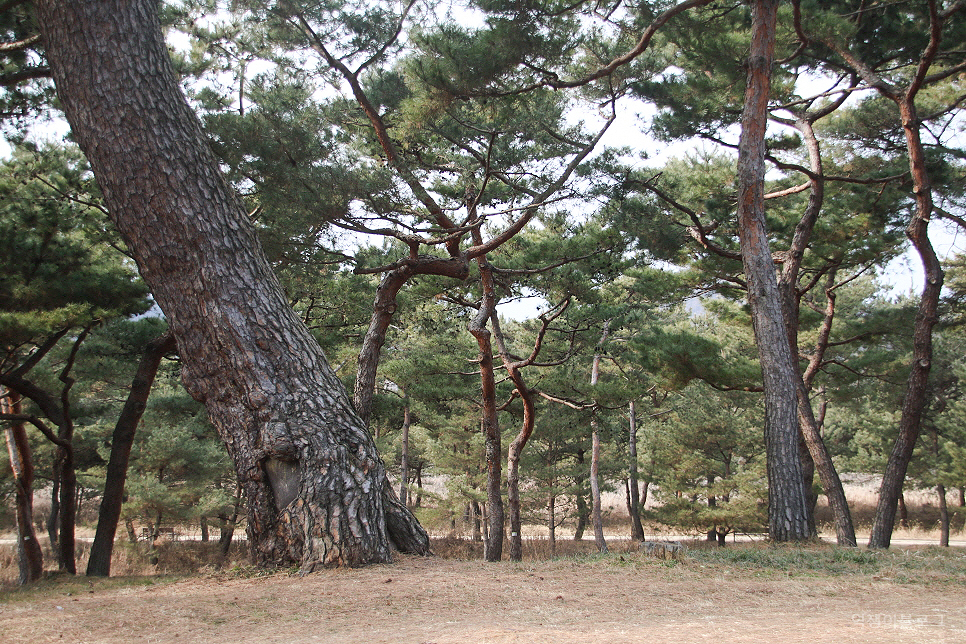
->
[36,0,428,570]
[735,0,811,541]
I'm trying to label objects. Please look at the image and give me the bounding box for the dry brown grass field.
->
[2,531,965,644]
[3,488,965,643]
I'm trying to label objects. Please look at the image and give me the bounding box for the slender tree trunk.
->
[937,483,950,547]
[796,383,856,545]
[503,371,534,561]
[798,268,857,545]
[548,492,556,555]
[735,0,810,542]
[707,473,721,542]
[799,438,817,537]
[415,463,424,508]
[590,423,607,552]
[3,390,44,584]
[56,325,97,574]
[471,500,482,542]
[219,484,243,556]
[53,443,76,573]
[929,429,950,547]
[627,401,645,541]
[590,322,610,553]
[47,475,59,549]
[573,449,588,540]
[88,332,175,577]
[469,252,504,561]
[200,517,210,542]
[36,0,429,569]
[399,395,411,507]
[897,493,909,529]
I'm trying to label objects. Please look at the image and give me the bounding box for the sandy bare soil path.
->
[2,554,963,644]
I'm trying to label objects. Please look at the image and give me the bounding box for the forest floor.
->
[2,539,965,644]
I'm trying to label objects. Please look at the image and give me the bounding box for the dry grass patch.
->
[3,544,964,644]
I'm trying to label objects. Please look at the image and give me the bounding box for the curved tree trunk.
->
[493,300,566,561]
[352,258,467,427]
[36,0,428,569]
[499,346,535,561]
[868,97,943,549]
[88,332,175,577]
[777,115,856,547]
[735,0,810,542]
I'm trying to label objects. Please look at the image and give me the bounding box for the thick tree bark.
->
[36,0,428,569]
[735,0,811,541]
[88,332,176,577]
[3,390,44,584]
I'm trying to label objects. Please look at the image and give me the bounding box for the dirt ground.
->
[2,551,964,644]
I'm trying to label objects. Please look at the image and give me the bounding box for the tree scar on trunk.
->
[265,457,301,510]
